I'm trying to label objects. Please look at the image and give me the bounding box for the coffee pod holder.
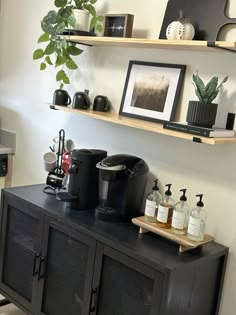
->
[43,129,67,195]
[132,216,215,253]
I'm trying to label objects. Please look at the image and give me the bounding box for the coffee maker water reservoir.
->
[95,154,149,221]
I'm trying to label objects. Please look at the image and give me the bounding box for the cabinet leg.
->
[0,298,11,307]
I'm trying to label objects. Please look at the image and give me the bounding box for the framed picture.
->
[104,14,134,38]
[119,61,186,124]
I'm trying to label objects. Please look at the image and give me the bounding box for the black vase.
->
[186,101,218,128]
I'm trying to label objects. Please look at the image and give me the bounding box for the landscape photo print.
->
[119,61,186,124]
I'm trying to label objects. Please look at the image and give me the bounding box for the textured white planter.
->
[72,9,90,32]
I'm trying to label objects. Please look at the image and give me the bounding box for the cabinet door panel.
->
[92,244,163,315]
[38,218,96,315]
[0,194,44,312]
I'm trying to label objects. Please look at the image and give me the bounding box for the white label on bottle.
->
[172,211,185,229]
[187,217,201,236]
[144,200,156,216]
[157,205,169,223]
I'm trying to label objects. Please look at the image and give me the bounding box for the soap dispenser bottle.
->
[144,179,162,222]
[187,194,207,242]
[171,189,189,235]
[157,184,175,229]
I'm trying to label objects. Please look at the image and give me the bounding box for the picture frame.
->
[119,61,186,124]
[104,14,134,38]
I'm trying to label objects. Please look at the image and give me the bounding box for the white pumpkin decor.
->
[166,10,195,40]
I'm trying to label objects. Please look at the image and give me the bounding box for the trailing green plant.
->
[192,71,228,104]
[33,0,103,89]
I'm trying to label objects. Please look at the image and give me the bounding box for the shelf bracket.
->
[50,105,59,110]
[0,299,11,307]
[207,41,236,54]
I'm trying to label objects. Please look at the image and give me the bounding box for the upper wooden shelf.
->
[67,36,236,52]
[50,105,236,145]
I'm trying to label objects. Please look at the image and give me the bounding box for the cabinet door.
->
[0,193,44,313]
[91,243,163,315]
[37,218,96,315]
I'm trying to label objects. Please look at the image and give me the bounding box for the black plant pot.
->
[186,101,218,128]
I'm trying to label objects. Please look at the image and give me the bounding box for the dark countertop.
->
[3,184,228,272]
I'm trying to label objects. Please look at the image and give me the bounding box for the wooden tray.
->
[132,216,215,252]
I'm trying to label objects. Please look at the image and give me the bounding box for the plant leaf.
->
[205,76,218,92]
[41,19,54,34]
[45,56,53,65]
[45,10,57,24]
[56,69,66,81]
[67,45,83,56]
[194,88,203,102]
[96,24,103,33]
[97,15,104,22]
[207,90,219,103]
[60,83,64,89]
[204,77,218,101]
[62,38,68,49]
[68,14,76,28]
[66,59,78,70]
[217,75,229,91]
[56,21,66,34]
[55,55,67,67]
[90,16,96,30]
[63,75,70,84]
[33,49,44,60]
[40,62,47,70]
[84,4,96,16]
[38,33,50,43]
[44,41,55,55]
[192,72,205,100]
[54,0,67,8]
[59,7,72,19]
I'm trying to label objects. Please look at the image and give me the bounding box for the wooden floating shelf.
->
[66,36,236,52]
[50,105,236,145]
[132,216,215,252]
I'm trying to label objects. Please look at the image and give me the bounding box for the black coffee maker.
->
[95,154,149,222]
[66,149,107,209]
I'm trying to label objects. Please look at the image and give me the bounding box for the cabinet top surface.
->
[3,184,228,271]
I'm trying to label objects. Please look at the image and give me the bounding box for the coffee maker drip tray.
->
[56,192,78,202]
[95,206,125,222]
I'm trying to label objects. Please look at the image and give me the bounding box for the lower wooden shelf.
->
[132,216,215,252]
[50,104,236,145]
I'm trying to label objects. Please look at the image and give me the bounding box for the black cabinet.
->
[37,218,96,315]
[0,193,44,313]
[0,185,229,315]
[92,243,163,315]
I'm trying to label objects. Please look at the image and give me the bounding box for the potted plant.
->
[33,0,103,89]
[72,0,104,32]
[186,72,228,128]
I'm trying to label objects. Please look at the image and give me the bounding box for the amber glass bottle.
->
[156,184,175,229]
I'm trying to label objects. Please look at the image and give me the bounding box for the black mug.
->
[53,89,71,106]
[46,172,65,188]
[93,95,110,112]
[72,92,90,110]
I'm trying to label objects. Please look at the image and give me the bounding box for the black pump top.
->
[165,184,172,196]
[152,179,159,191]
[180,189,187,201]
[196,194,204,207]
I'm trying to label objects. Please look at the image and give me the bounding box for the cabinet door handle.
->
[90,287,98,313]
[38,257,46,280]
[32,253,40,276]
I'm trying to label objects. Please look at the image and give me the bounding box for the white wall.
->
[1,0,236,313]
